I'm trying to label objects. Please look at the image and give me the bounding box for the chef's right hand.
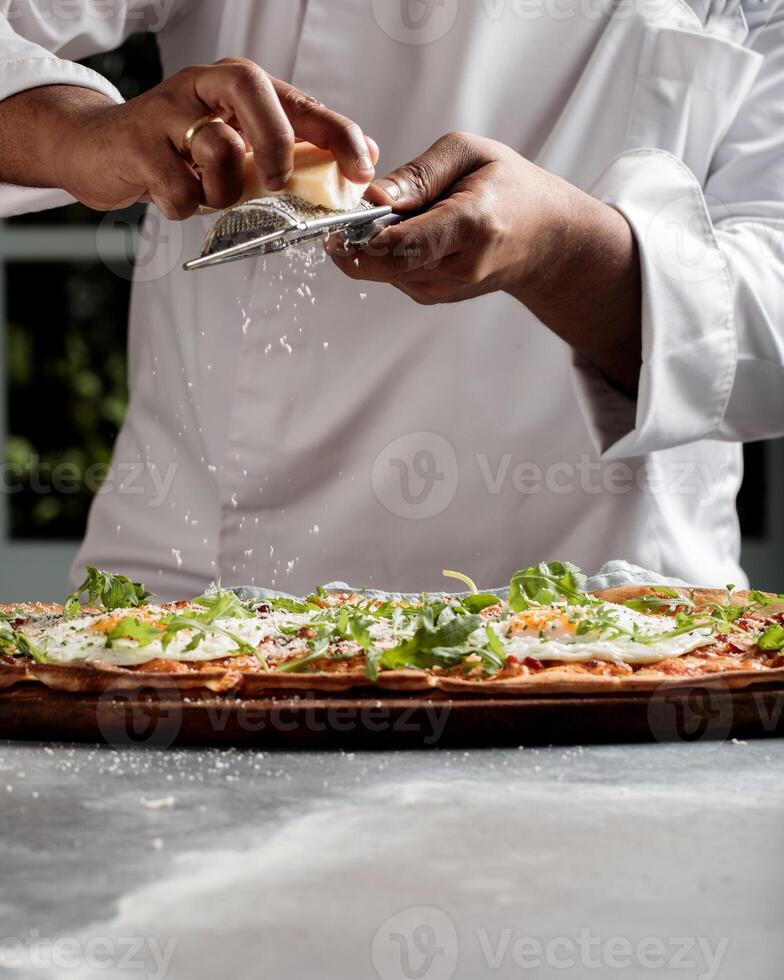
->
[0,59,375,219]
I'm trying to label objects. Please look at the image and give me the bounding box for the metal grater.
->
[183,195,405,272]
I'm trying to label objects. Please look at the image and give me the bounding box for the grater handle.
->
[343,211,408,246]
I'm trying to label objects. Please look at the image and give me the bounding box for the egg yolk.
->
[91,610,160,634]
[508,608,577,637]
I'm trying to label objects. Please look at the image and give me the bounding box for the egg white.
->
[24,607,272,667]
[495,601,713,665]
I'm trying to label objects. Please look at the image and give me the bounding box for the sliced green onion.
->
[442,570,479,595]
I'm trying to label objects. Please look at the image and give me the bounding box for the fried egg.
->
[493,601,713,665]
[22,606,271,667]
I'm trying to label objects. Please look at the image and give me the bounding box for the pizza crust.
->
[0,602,63,616]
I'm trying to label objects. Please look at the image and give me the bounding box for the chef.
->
[0,0,782,598]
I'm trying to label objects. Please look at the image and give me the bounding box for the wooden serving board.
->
[1,682,783,747]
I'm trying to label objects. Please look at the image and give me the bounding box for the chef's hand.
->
[328,132,642,395]
[0,60,376,219]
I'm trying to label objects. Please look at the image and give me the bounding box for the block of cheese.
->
[241,142,371,212]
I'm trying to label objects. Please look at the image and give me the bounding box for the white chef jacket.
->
[1,0,783,598]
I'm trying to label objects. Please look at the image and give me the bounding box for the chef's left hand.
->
[327,132,642,395]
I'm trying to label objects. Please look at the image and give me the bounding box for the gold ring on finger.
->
[181,115,226,163]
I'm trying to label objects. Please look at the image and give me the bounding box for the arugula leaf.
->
[105,617,162,649]
[347,613,373,651]
[441,571,501,614]
[624,588,694,615]
[696,590,784,639]
[364,647,383,681]
[274,639,328,673]
[159,615,256,657]
[461,594,501,614]
[190,589,254,622]
[0,619,52,664]
[274,637,357,674]
[508,561,588,612]
[485,624,507,659]
[1,618,21,650]
[330,607,383,680]
[746,590,784,611]
[263,596,321,615]
[459,626,507,675]
[379,611,482,671]
[758,625,784,652]
[707,603,745,629]
[65,567,152,620]
[380,643,471,672]
[13,632,51,664]
[63,594,83,621]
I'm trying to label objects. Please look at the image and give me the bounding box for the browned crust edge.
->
[0,602,63,616]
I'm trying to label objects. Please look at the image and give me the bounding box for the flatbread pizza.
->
[2,563,783,697]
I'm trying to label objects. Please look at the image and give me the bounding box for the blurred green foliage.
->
[4,32,162,538]
[6,262,132,537]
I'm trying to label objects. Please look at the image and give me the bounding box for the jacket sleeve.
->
[0,0,192,215]
[572,5,784,457]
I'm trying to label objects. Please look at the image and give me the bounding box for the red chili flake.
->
[9,618,29,630]
[726,639,747,655]
[255,603,271,615]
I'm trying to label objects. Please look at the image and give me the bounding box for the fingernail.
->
[266,171,291,191]
[358,153,374,173]
[324,234,348,255]
[375,179,400,200]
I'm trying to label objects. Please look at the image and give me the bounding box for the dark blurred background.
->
[1,33,782,597]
